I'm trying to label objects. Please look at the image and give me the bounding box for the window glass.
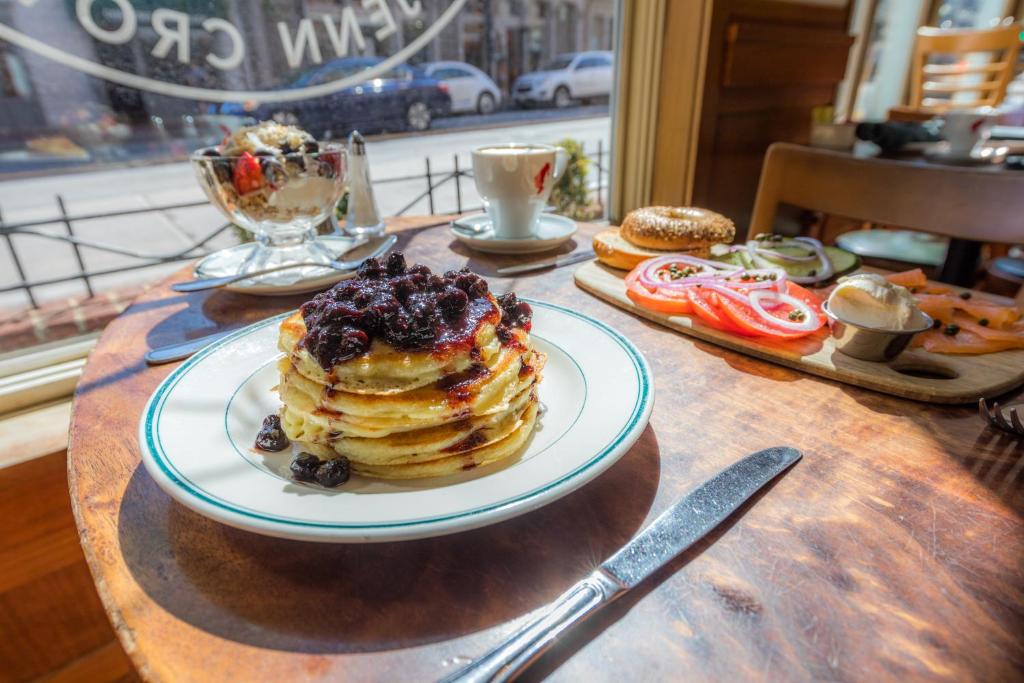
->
[543,55,575,71]
[434,67,472,79]
[0,1,617,357]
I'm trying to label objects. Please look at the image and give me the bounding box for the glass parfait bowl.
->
[191,143,347,275]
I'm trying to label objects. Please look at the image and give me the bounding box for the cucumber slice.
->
[711,245,860,282]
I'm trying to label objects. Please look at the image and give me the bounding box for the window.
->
[433,67,473,79]
[577,55,610,69]
[0,50,31,98]
[0,0,617,375]
[544,54,575,71]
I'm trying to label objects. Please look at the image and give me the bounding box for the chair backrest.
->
[748,143,1024,244]
[908,24,1021,110]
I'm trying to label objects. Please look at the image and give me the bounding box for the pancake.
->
[277,345,542,423]
[273,253,543,481]
[298,401,540,479]
[279,299,504,395]
[280,366,539,442]
[286,386,537,466]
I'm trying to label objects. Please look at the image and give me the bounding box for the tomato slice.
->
[784,282,825,321]
[625,272,693,315]
[624,266,826,340]
[686,288,751,335]
[714,292,814,340]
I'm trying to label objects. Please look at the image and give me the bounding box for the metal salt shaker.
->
[343,130,386,238]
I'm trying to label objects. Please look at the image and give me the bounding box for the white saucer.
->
[451,213,577,254]
[924,144,1007,166]
[193,236,359,296]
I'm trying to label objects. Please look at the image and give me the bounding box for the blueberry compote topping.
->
[495,292,533,344]
[299,253,531,369]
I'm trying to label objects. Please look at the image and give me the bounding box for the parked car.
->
[218,57,451,138]
[512,51,614,109]
[421,61,502,115]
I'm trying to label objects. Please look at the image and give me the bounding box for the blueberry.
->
[307,325,368,367]
[386,252,407,276]
[290,452,320,482]
[498,292,532,328]
[438,287,469,318]
[352,289,373,307]
[323,302,362,326]
[357,257,385,279]
[454,273,478,293]
[315,457,351,487]
[394,275,421,302]
[337,327,369,359]
[467,278,488,299]
[255,414,290,451]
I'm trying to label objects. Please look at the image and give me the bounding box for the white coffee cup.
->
[941,107,998,155]
[471,143,569,239]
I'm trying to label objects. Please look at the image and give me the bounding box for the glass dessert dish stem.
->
[239,224,338,275]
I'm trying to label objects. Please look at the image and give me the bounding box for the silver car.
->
[422,61,503,115]
[513,51,614,108]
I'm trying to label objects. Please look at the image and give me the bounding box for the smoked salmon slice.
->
[914,294,1021,329]
[883,269,1023,355]
[913,327,1024,354]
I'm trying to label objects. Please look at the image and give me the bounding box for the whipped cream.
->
[828,273,929,330]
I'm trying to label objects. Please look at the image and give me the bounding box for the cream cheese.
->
[827,273,929,330]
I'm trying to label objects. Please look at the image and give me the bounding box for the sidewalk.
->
[0,116,610,312]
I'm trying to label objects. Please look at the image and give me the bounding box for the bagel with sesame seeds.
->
[593,206,735,270]
[620,206,735,251]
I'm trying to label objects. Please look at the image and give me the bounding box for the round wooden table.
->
[69,216,1024,682]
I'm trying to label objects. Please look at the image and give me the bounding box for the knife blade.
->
[600,445,800,587]
[438,446,801,683]
[496,250,595,276]
[144,327,247,365]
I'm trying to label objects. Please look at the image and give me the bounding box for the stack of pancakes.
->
[276,302,545,479]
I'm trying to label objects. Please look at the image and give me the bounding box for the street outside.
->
[0,112,610,311]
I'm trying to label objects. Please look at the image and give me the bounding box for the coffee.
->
[941,108,997,155]
[471,143,568,239]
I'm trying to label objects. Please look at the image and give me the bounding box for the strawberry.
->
[233,152,264,194]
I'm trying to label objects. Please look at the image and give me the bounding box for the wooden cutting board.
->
[574,260,1024,404]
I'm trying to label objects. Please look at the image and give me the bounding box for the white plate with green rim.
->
[192,235,359,296]
[138,299,654,543]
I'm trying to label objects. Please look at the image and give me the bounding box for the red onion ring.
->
[748,290,821,332]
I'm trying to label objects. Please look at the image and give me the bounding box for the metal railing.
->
[0,141,608,309]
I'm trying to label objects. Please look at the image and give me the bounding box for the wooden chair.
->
[748,143,1024,287]
[888,23,1021,121]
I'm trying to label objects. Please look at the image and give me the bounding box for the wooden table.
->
[69,216,1024,682]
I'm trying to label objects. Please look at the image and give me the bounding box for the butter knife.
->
[438,446,802,683]
[496,250,595,276]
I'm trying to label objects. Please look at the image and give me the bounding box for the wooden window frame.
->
[610,0,714,220]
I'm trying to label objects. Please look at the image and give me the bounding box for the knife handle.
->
[438,569,626,683]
